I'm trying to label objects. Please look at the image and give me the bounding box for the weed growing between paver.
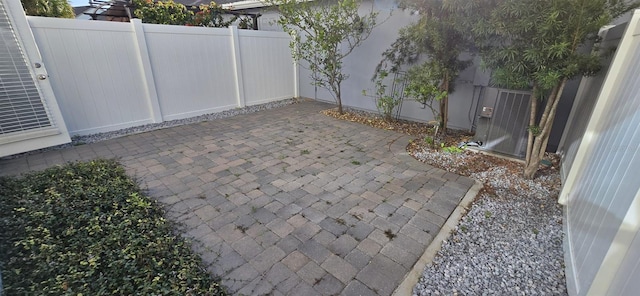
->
[0,159,226,295]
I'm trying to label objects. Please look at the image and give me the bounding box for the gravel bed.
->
[1,98,298,160]
[412,148,567,295]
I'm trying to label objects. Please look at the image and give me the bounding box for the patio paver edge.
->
[392,180,484,296]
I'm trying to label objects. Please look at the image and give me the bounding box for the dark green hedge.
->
[0,159,226,295]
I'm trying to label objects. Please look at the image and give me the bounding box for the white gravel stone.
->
[412,148,567,295]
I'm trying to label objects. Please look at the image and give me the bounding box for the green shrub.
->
[0,159,226,295]
[133,0,193,25]
[423,136,439,149]
[133,0,236,27]
[364,70,402,121]
[441,143,464,154]
[21,0,74,18]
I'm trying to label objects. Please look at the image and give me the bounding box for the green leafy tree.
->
[376,0,471,132]
[133,0,235,27]
[268,0,378,114]
[452,0,637,178]
[404,62,447,126]
[189,2,236,27]
[21,0,74,18]
[134,0,192,25]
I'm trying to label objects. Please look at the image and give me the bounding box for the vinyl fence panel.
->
[142,24,239,121]
[238,29,295,106]
[24,18,295,137]
[28,17,153,135]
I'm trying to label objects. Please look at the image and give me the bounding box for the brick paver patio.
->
[0,100,474,295]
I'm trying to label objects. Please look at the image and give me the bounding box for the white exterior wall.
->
[560,10,640,296]
[27,17,295,136]
[557,23,627,181]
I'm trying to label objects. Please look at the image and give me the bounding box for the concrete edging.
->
[392,180,484,296]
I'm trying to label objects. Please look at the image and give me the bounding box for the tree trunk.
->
[523,78,568,179]
[523,152,541,178]
[525,85,538,165]
[336,82,343,114]
[538,134,550,161]
[444,95,449,131]
[440,73,450,134]
[439,98,446,130]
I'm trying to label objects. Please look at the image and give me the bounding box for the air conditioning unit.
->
[474,88,532,158]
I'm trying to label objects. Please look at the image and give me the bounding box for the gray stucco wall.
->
[300,6,485,131]
[253,3,489,131]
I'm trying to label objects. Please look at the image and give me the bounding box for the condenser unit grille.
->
[477,89,531,158]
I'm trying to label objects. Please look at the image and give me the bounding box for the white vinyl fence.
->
[28,17,296,136]
[559,10,640,295]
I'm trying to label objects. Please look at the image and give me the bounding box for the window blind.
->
[0,1,52,135]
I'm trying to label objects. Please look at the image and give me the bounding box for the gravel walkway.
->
[411,149,567,295]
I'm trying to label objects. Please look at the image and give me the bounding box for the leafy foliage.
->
[363,70,403,121]
[269,0,378,113]
[20,0,74,18]
[404,62,447,121]
[375,0,472,131]
[460,0,632,91]
[0,159,226,295]
[133,0,236,27]
[423,135,435,147]
[190,2,237,27]
[441,143,464,154]
[133,0,191,25]
[451,0,638,178]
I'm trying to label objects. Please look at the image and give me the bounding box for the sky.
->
[68,0,89,7]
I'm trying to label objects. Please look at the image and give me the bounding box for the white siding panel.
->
[558,24,627,181]
[238,31,294,105]
[143,25,238,121]
[571,78,640,294]
[608,231,640,295]
[562,11,640,295]
[28,17,152,135]
[573,53,640,263]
